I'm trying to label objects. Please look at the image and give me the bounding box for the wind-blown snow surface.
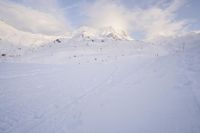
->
[0,33,200,133]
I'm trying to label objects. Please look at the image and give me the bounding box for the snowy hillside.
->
[0,20,70,60]
[0,22,200,133]
[1,30,199,64]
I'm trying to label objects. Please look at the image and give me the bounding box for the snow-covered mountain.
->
[99,26,133,40]
[1,25,200,133]
[72,26,98,40]
[1,20,200,64]
[1,16,200,133]
[0,20,133,48]
[72,26,133,41]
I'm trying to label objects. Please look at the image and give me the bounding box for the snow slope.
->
[0,37,165,64]
[15,39,166,64]
[0,20,70,60]
[0,32,200,133]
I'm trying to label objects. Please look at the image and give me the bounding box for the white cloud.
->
[83,0,131,32]
[0,0,189,40]
[166,0,186,12]
[84,0,188,40]
[129,6,187,40]
[0,0,70,35]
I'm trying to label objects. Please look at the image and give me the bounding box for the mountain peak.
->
[99,26,133,40]
[72,26,133,41]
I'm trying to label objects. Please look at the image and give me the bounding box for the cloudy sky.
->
[0,0,200,40]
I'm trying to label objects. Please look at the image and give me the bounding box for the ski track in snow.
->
[181,47,200,113]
